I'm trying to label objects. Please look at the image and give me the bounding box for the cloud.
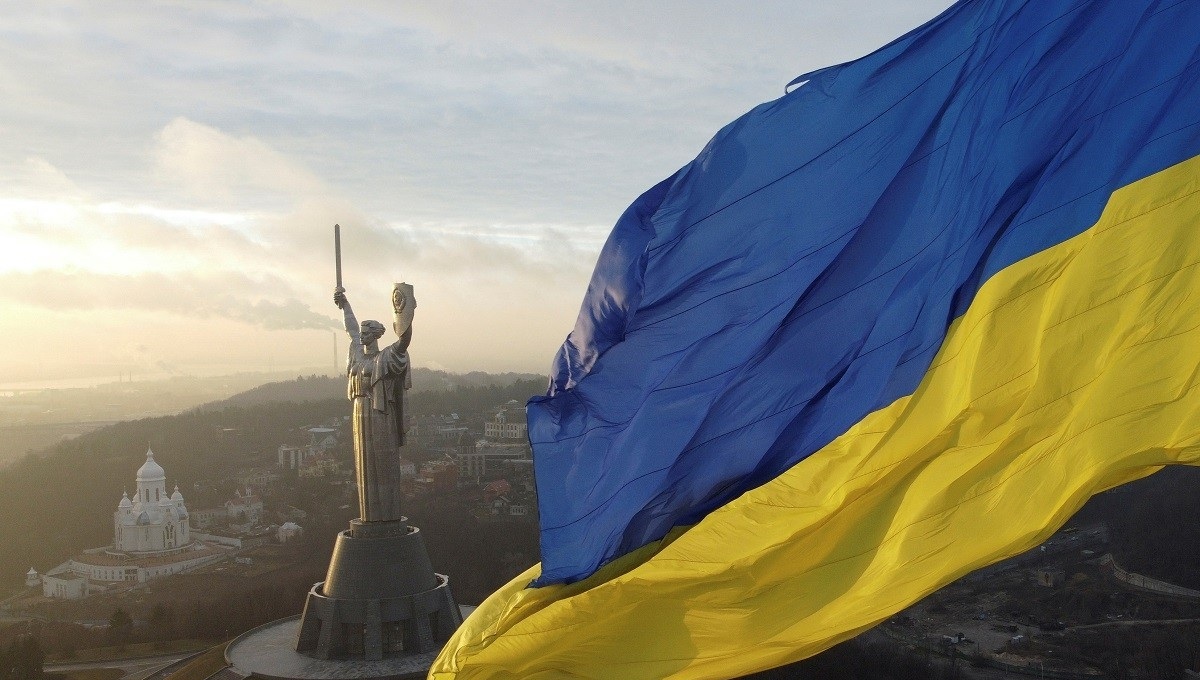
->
[0,1,959,380]
[0,197,269,278]
[154,117,327,204]
[0,269,339,331]
[0,130,599,336]
[0,112,608,379]
[243,298,339,330]
[254,197,600,296]
[19,157,85,200]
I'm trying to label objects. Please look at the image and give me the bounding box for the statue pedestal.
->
[295,519,462,663]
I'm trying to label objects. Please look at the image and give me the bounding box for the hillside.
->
[198,368,543,409]
[0,372,542,587]
[1085,465,1200,589]
[0,372,326,467]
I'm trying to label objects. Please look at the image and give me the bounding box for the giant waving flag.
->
[431,0,1200,678]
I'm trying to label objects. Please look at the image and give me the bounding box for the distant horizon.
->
[0,363,546,394]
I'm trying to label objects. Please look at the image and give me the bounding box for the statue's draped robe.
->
[347,341,410,522]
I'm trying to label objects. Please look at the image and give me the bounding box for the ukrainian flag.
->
[431,0,1200,677]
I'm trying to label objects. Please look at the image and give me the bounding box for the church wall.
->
[42,551,230,597]
[113,513,191,553]
[134,552,227,582]
[42,574,86,599]
[75,562,139,583]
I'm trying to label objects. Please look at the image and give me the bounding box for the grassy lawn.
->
[46,639,214,663]
[46,668,123,680]
[162,643,229,680]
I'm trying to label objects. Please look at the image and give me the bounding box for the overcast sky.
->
[0,0,955,388]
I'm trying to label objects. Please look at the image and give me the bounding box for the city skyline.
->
[0,1,954,387]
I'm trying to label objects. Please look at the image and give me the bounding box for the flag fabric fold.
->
[432,0,1200,677]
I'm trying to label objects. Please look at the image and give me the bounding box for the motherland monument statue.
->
[334,280,413,523]
[290,224,462,668]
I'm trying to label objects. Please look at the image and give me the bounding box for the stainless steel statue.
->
[334,282,415,523]
[295,225,461,664]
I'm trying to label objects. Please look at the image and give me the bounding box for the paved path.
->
[1066,617,1200,632]
[45,651,198,679]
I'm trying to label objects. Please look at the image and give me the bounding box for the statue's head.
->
[360,320,386,346]
[392,282,416,337]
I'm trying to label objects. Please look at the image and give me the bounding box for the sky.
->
[0,0,955,388]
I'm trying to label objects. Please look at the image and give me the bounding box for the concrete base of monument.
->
[222,515,471,680]
[294,520,463,661]
[225,615,437,680]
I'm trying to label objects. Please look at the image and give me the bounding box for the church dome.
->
[118,491,132,510]
[137,448,166,482]
[171,485,184,502]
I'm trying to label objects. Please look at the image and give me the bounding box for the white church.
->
[36,448,229,599]
[114,447,191,552]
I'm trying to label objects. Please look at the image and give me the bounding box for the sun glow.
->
[0,196,260,276]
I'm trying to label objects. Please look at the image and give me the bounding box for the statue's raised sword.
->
[333,223,343,292]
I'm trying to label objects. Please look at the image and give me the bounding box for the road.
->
[1066,616,1200,631]
[45,651,201,680]
[863,629,1033,679]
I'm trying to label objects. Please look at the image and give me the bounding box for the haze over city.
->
[0,1,955,389]
[4,3,1200,680]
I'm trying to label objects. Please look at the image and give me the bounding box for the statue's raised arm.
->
[334,288,360,341]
